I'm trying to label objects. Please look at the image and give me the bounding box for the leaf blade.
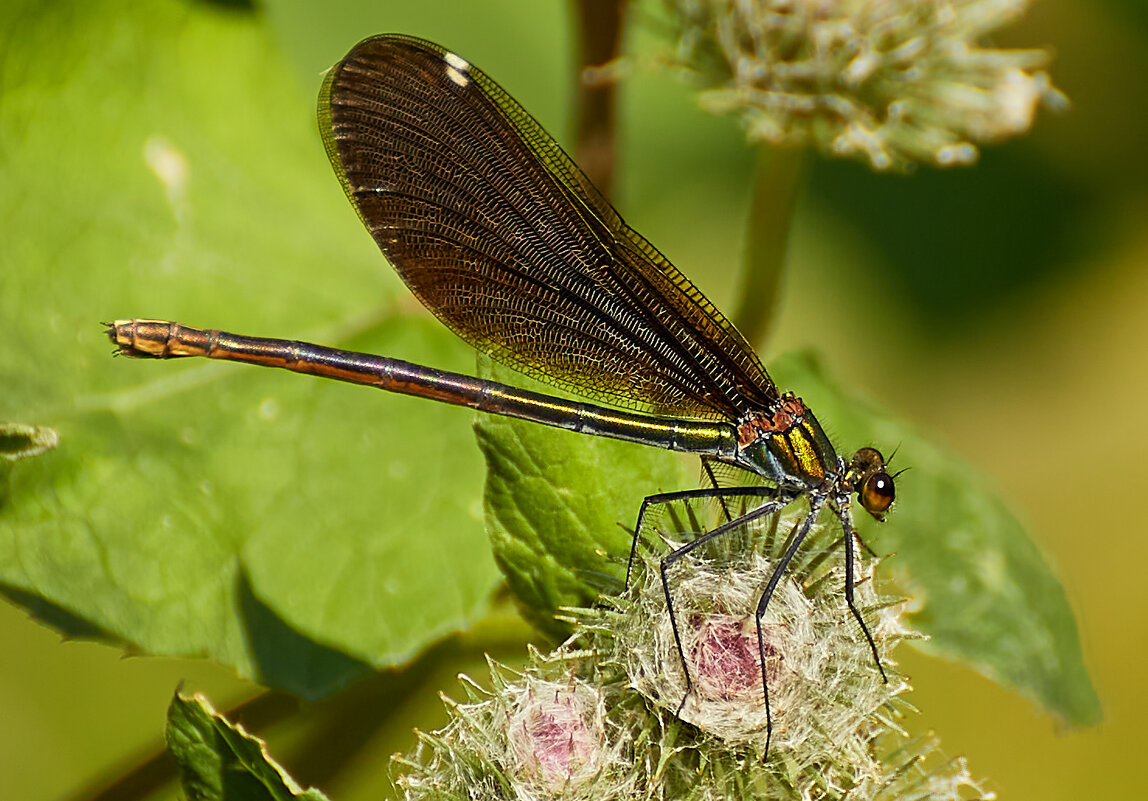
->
[0,0,500,697]
[167,692,329,801]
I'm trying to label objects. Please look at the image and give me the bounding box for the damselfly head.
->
[847,447,895,521]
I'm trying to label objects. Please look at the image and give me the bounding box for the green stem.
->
[571,0,628,198]
[732,145,806,348]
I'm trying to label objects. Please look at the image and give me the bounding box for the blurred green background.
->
[2,0,1144,798]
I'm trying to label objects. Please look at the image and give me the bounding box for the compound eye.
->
[860,472,895,520]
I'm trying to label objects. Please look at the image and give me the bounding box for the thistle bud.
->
[664,0,1066,168]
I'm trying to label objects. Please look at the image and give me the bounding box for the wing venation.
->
[319,34,778,418]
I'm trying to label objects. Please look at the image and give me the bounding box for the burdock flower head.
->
[395,500,996,800]
[394,654,636,801]
[612,499,924,788]
[665,0,1066,168]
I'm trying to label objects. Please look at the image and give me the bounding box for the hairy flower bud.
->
[664,0,1066,168]
[395,502,995,800]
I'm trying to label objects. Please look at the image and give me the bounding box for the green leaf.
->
[770,351,1101,727]
[167,691,328,801]
[0,0,499,697]
[476,360,691,639]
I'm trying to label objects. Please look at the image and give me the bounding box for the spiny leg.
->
[626,485,778,588]
[753,493,826,754]
[657,492,796,716]
[833,498,888,683]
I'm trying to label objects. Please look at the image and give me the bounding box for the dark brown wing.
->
[318,34,777,419]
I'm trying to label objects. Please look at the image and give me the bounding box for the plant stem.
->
[571,0,627,198]
[733,145,805,348]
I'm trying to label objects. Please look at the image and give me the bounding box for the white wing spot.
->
[446,66,469,87]
[357,182,396,194]
[444,51,470,87]
[444,52,470,72]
